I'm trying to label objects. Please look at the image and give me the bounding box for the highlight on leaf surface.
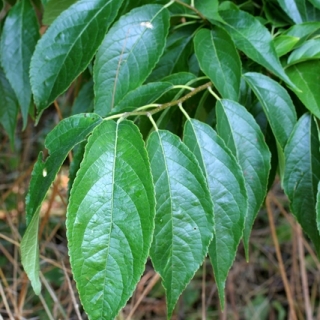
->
[147,129,214,318]
[67,120,155,319]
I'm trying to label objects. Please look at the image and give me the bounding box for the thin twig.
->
[270,194,320,271]
[297,224,313,320]
[0,163,34,204]
[39,292,55,320]
[62,261,82,320]
[126,272,160,320]
[266,194,297,320]
[0,280,15,320]
[40,272,67,318]
[173,0,206,20]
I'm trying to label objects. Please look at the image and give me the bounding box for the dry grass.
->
[1,122,320,320]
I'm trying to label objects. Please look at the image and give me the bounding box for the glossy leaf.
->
[43,0,78,25]
[147,130,214,318]
[112,82,172,113]
[286,60,320,119]
[94,4,170,116]
[284,21,320,46]
[276,0,307,23]
[244,72,297,149]
[147,24,195,82]
[67,120,155,319]
[26,113,102,224]
[216,99,271,258]
[68,141,86,196]
[194,0,221,22]
[183,119,247,307]
[0,0,39,128]
[273,35,300,57]
[0,68,19,147]
[194,28,241,101]
[30,0,124,114]
[283,114,320,255]
[309,0,320,9]
[219,9,297,89]
[288,39,320,65]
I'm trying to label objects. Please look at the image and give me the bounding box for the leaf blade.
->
[94,4,170,116]
[183,119,247,307]
[26,113,102,224]
[30,0,124,114]
[0,0,39,128]
[287,39,320,65]
[286,60,320,119]
[283,113,320,255]
[276,0,307,23]
[67,120,155,319]
[243,72,297,149]
[219,9,296,89]
[194,28,241,101]
[0,68,19,147]
[216,99,271,259]
[147,130,214,318]
[113,82,172,113]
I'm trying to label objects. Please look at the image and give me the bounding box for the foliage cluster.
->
[1,0,320,319]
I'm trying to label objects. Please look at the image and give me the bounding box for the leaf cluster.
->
[0,0,320,319]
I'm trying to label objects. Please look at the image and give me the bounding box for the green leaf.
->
[216,99,271,259]
[0,68,19,148]
[72,80,94,115]
[0,0,3,11]
[0,0,39,129]
[284,21,320,45]
[286,61,320,119]
[30,0,124,115]
[288,39,320,65]
[283,113,320,255]
[21,212,41,295]
[308,0,320,9]
[219,9,297,89]
[147,130,214,318]
[183,119,247,308]
[112,82,172,113]
[43,0,78,25]
[317,182,320,235]
[194,28,241,101]
[273,35,300,57]
[26,113,102,224]
[243,72,297,150]
[147,25,195,82]
[194,0,222,22]
[276,0,307,23]
[67,120,155,320]
[68,141,86,197]
[94,4,170,116]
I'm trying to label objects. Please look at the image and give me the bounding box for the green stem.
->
[147,113,159,131]
[179,103,191,120]
[173,0,206,20]
[164,0,175,9]
[172,84,195,91]
[208,86,221,101]
[135,104,161,111]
